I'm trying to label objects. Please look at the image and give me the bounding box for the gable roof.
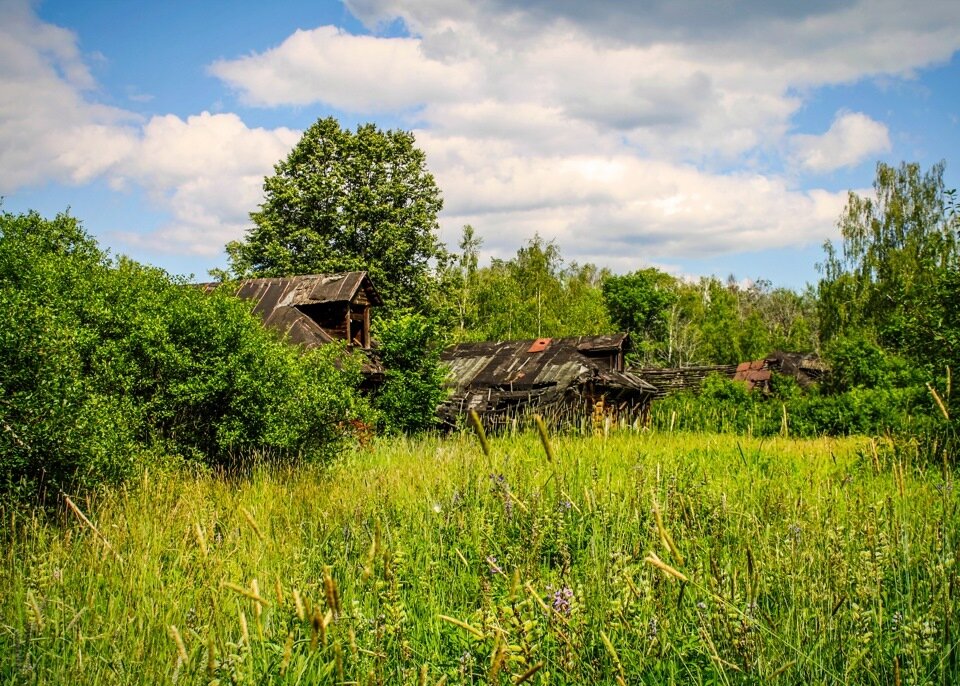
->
[440,335,655,419]
[202,272,383,375]
[232,272,382,309]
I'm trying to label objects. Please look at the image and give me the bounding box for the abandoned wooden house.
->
[206,272,384,378]
[439,334,657,429]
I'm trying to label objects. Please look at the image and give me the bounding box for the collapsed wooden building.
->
[204,272,385,380]
[633,350,827,397]
[439,334,657,429]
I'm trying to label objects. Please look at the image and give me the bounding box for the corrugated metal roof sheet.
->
[439,335,655,421]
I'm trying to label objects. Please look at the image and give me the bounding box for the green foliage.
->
[3,431,957,684]
[652,371,936,438]
[601,268,676,360]
[445,234,614,342]
[226,117,448,316]
[819,161,959,362]
[0,211,370,500]
[372,312,449,434]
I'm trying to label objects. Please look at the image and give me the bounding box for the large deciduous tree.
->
[226,117,447,315]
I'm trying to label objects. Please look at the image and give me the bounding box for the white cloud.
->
[0,0,139,189]
[209,26,476,111]
[421,134,848,267]
[791,111,891,173]
[3,0,959,274]
[110,113,301,255]
[0,2,300,257]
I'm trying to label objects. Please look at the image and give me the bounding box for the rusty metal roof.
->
[440,335,655,418]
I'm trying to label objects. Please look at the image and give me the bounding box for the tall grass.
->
[2,430,957,684]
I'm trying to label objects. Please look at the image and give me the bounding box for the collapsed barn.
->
[439,334,657,430]
[203,272,385,381]
[633,350,827,397]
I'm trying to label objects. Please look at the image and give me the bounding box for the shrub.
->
[0,211,371,501]
[372,311,449,434]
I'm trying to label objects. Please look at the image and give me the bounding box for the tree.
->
[226,117,448,315]
[818,160,959,352]
[601,268,677,363]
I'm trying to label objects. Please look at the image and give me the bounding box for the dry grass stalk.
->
[489,633,507,682]
[26,590,44,631]
[240,507,264,542]
[468,410,491,457]
[293,589,305,621]
[870,439,881,475]
[169,625,189,665]
[64,495,122,562]
[600,630,626,681]
[193,522,208,558]
[927,382,950,421]
[770,660,796,678]
[645,551,688,582]
[438,614,484,638]
[335,643,344,682]
[534,415,555,462]
[238,609,250,647]
[699,626,741,672]
[652,495,684,566]
[513,661,545,684]
[323,565,341,617]
[222,581,271,607]
[280,632,294,675]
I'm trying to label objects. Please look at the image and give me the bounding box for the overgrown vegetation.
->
[2,430,956,684]
[0,211,371,501]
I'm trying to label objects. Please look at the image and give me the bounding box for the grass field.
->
[2,429,958,684]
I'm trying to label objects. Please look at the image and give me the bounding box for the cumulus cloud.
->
[3,0,959,272]
[0,1,300,257]
[209,26,477,111]
[791,111,891,172]
[0,1,139,188]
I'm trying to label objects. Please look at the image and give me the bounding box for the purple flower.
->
[551,586,574,615]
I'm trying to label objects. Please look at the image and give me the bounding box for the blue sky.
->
[2,0,958,288]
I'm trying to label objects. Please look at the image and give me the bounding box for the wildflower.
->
[696,601,707,611]
[486,556,504,575]
[551,586,574,615]
[432,502,442,514]
[891,611,903,631]
[788,523,802,542]
[646,616,659,640]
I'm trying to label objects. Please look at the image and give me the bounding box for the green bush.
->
[371,311,449,434]
[651,371,938,438]
[0,211,371,501]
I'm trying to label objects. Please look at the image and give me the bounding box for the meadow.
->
[2,428,957,685]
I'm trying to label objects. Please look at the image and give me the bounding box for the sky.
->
[1,0,958,289]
